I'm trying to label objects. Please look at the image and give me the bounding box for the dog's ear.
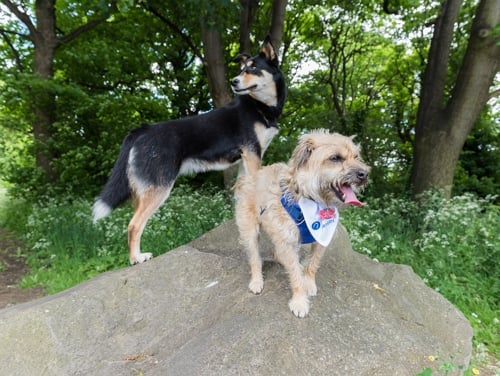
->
[290,135,314,170]
[233,53,252,70]
[347,134,363,152]
[260,35,278,66]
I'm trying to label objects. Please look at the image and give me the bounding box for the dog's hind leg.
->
[303,243,326,297]
[128,186,172,265]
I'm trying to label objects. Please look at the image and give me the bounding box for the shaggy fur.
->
[234,129,370,317]
[93,37,286,265]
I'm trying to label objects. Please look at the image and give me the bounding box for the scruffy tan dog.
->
[234,129,370,317]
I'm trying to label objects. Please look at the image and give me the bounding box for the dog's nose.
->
[356,169,369,181]
[231,78,240,87]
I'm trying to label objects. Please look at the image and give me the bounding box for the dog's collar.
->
[257,108,279,129]
[257,102,280,128]
[280,190,316,244]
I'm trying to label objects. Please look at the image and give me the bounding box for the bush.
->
[10,184,233,293]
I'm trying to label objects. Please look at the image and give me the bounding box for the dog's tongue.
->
[340,185,364,207]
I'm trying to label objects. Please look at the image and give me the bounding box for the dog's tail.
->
[92,126,145,223]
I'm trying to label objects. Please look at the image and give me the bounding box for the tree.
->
[0,0,117,182]
[1,1,289,194]
[410,0,500,198]
[2,0,496,199]
[239,0,259,53]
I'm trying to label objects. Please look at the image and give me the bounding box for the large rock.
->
[0,221,472,375]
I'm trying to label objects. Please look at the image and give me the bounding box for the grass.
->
[0,183,233,294]
[0,186,498,372]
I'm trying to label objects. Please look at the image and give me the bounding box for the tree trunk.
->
[269,0,287,51]
[200,26,233,108]
[32,0,58,182]
[411,0,500,198]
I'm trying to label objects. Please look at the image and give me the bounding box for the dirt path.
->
[0,229,46,309]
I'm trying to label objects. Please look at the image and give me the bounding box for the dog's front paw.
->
[248,278,264,294]
[304,276,317,297]
[130,252,153,265]
[288,296,310,318]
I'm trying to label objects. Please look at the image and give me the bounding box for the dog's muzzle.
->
[332,168,369,206]
[231,77,257,93]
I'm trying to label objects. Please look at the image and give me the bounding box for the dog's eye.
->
[329,155,343,163]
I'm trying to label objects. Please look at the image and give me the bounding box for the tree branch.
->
[270,0,287,51]
[57,17,108,46]
[0,28,24,71]
[0,26,28,38]
[57,0,118,47]
[416,0,461,129]
[1,0,37,41]
[141,3,203,61]
[239,0,258,53]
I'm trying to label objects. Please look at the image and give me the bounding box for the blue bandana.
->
[280,191,315,244]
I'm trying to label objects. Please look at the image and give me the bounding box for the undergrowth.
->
[0,188,498,370]
[1,183,233,294]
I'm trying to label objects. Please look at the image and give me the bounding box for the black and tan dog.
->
[235,129,370,317]
[93,37,286,265]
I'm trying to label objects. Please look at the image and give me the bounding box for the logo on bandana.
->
[319,208,336,220]
[311,221,321,230]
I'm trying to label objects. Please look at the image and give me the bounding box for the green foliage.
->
[279,2,424,196]
[1,72,172,199]
[0,1,498,371]
[1,0,497,200]
[453,109,500,201]
[342,191,499,355]
[0,3,224,199]
[1,184,232,294]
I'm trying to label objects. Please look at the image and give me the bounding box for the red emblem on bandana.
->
[319,208,336,220]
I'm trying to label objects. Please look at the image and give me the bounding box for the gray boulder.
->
[0,221,472,375]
